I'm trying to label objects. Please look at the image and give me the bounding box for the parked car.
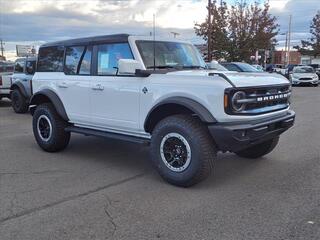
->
[251,64,264,72]
[308,64,320,78]
[10,57,37,113]
[29,34,295,187]
[290,66,319,86]
[0,62,14,101]
[220,62,261,72]
[284,64,304,79]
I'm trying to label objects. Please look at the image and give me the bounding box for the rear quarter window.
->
[37,46,64,72]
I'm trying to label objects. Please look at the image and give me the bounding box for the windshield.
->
[136,40,206,69]
[293,66,315,73]
[237,63,260,72]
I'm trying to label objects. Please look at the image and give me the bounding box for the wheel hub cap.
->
[37,115,52,142]
[160,133,191,172]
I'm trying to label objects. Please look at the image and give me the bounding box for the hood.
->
[292,73,317,78]
[166,70,290,87]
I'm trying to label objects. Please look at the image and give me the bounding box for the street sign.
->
[16,45,36,57]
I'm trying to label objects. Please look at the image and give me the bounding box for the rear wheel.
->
[11,88,28,113]
[235,137,279,159]
[32,103,70,152]
[150,115,217,187]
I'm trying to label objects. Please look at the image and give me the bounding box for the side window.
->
[14,61,25,73]
[37,46,64,72]
[64,46,92,75]
[26,60,36,75]
[97,43,133,75]
[79,46,92,75]
[65,46,85,75]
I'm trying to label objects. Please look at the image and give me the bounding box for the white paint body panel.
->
[32,36,292,138]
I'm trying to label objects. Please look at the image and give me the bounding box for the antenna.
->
[153,13,156,71]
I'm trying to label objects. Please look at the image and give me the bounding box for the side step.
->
[65,126,150,145]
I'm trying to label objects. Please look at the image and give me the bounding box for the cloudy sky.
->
[0,0,319,60]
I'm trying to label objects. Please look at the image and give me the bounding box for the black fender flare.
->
[10,82,29,99]
[29,89,69,121]
[144,97,217,132]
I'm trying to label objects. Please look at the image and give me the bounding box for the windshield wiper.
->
[181,66,206,69]
[147,65,178,69]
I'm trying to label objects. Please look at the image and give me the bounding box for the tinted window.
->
[64,46,92,75]
[37,46,64,72]
[97,43,133,75]
[79,46,92,75]
[14,61,25,73]
[65,46,85,75]
[26,60,36,75]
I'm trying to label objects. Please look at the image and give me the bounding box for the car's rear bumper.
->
[208,110,295,152]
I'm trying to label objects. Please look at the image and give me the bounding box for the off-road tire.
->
[150,114,217,187]
[235,137,279,159]
[11,88,28,113]
[32,103,70,152]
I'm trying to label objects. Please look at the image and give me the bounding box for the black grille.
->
[226,85,291,115]
[299,78,312,81]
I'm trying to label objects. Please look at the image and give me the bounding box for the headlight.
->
[231,91,246,112]
[313,75,319,80]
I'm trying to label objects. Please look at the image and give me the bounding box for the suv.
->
[10,57,37,113]
[30,34,295,187]
[0,62,14,100]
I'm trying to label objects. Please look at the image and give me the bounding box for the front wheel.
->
[11,89,28,113]
[32,103,70,152]
[235,137,279,159]
[150,115,217,187]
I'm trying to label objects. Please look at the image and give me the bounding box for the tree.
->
[195,0,279,62]
[294,11,320,57]
[194,0,229,60]
[228,1,279,61]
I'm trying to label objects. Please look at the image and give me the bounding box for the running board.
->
[65,126,150,145]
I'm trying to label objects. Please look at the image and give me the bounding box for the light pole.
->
[207,0,212,62]
[287,14,292,65]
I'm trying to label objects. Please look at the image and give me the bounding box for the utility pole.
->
[207,0,212,62]
[0,39,4,57]
[287,15,292,65]
[284,32,288,65]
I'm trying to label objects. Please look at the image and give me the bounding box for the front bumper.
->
[292,79,319,85]
[208,110,295,152]
[0,88,11,97]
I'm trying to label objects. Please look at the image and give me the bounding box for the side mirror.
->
[26,65,35,75]
[118,59,144,75]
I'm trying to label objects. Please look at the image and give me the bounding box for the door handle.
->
[58,82,68,88]
[92,84,104,91]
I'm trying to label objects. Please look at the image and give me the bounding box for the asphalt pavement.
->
[0,86,319,240]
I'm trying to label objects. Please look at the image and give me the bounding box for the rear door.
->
[57,45,93,125]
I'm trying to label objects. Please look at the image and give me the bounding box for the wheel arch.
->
[144,97,217,133]
[29,89,69,121]
[10,82,28,98]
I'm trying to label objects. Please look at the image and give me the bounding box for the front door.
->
[90,42,141,134]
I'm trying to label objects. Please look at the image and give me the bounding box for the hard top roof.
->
[40,34,130,48]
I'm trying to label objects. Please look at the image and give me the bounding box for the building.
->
[300,55,320,65]
[272,51,301,65]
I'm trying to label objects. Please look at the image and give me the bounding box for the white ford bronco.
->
[30,34,295,187]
